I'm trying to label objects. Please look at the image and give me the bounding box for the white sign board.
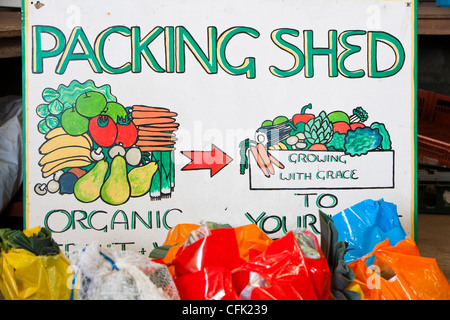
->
[22,0,416,254]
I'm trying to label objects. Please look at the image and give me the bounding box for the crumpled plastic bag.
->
[150,222,273,300]
[238,229,330,300]
[0,96,23,213]
[149,223,201,276]
[234,223,273,261]
[160,223,329,300]
[150,222,273,278]
[151,222,273,264]
[349,238,450,300]
[70,244,179,300]
[171,226,243,300]
[332,199,406,263]
[172,226,243,277]
[0,227,72,300]
[174,266,240,300]
[0,248,72,300]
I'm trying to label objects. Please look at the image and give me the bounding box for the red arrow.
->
[181,144,233,177]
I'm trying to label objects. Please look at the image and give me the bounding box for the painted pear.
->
[101,155,130,205]
[74,160,108,203]
[128,161,158,197]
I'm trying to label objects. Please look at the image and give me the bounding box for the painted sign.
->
[22,0,416,254]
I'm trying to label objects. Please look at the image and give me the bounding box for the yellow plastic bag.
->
[0,248,72,300]
[349,238,450,300]
[0,227,73,300]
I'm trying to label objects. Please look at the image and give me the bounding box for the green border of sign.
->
[20,0,418,241]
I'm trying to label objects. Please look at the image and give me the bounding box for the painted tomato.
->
[350,123,365,131]
[88,115,117,147]
[115,121,138,148]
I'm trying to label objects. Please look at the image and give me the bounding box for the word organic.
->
[32,25,405,79]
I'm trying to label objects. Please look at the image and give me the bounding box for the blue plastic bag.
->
[331,199,406,264]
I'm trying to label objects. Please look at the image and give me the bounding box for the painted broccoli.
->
[326,132,346,151]
[344,127,382,156]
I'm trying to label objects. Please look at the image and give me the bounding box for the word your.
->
[244,193,339,234]
[44,208,183,233]
[32,25,405,79]
[245,211,320,234]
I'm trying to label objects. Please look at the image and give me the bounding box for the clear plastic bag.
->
[70,244,179,300]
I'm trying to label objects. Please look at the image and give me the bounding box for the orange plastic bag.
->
[349,238,450,300]
[234,224,273,261]
[162,223,200,265]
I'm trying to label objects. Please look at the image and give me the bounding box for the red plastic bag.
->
[349,238,450,300]
[171,227,243,300]
[168,224,330,300]
[172,227,243,276]
[238,230,330,300]
[161,223,200,265]
[174,266,240,300]
[165,223,273,265]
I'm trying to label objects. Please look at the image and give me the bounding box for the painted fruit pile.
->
[259,104,392,156]
[34,80,178,205]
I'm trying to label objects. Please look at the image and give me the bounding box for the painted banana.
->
[42,157,92,178]
[45,127,93,147]
[39,146,93,166]
[39,134,92,154]
[45,127,68,140]
[269,142,288,150]
[81,133,93,148]
[39,127,95,178]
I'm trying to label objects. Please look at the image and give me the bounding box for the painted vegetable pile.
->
[256,103,391,155]
[34,80,179,205]
[240,103,392,177]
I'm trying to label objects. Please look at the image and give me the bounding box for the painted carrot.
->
[139,146,174,152]
[268,153,285,169]
[132,111,178,119]
[132,105,171,112]
[139,123,179,129]
[141,123,179,128]
[136,140,176,146]
[132,117,176,126]
[138,136,177,142]
[250,145,270,178]
[256,143,274,175]
[138,131,176,137]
